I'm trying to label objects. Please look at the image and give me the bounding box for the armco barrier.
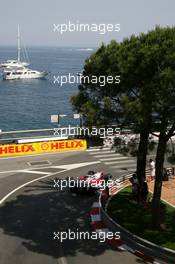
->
[99,176,175,264]
[0,139,87,157]
[109,174,132,195]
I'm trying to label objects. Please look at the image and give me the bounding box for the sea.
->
[0,46,94,132]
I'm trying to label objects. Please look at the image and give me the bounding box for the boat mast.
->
[17,25,21,62]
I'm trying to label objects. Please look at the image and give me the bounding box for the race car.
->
[69,171,113,194]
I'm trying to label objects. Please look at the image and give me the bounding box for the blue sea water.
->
[0,47,94,131]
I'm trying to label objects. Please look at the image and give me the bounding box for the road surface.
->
[0,149,148,264]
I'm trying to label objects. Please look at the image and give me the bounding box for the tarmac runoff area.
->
[0,150,151,264]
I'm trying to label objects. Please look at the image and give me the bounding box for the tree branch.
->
[151,132,160,138]
[111,97,121,104]
[130,88,140,99]
[167,123,175,139]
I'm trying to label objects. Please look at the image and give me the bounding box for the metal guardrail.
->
[115,174,132,183]
[0,128,54,135]
[0,127,76,144]
[0,128,55,144]
[99,176,175,264]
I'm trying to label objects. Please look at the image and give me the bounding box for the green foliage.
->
[107,186,175,250]
[70,25,175,229]
[71,26,175,133]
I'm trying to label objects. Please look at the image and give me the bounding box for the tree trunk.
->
[152,135,167,228]
[136,128,149,185]
[136,96,152,186]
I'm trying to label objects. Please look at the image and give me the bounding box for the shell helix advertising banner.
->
[0,139,87,157]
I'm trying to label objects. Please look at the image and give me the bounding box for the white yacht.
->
[0,60,29,69]
[1,26,48,80]
[0,26,30,69]
[3,67,47,80]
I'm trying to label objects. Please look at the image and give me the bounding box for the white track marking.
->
[88,148,136,171]
[93,153,121,158]
[100,156,132,161]
[0,169,28,174]
[89,150,115,155]
[0,162,100,175]
[111,164,136,169]
[0,149,84,160]
[23,170,51,175]
[0,170,66,205]
[105,160,135,165]
[53,161,100,170]
[0,161,100,205]
[0,168,54,175]
[86,147,110,152]
[87,148,137,170]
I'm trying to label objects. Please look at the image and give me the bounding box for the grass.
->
[107,186,175,250]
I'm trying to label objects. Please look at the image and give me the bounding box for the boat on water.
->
[3,67,47,80]
[0,60,29,69]
[0,26,29,69]
[1,26,48,80]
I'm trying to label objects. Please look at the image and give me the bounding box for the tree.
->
[71,26,175,228]
[108,28,175,221]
